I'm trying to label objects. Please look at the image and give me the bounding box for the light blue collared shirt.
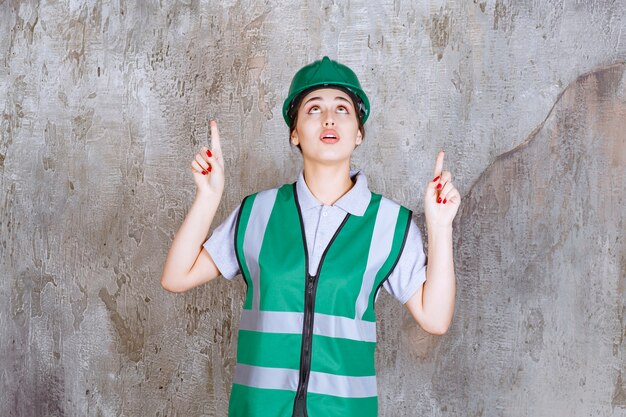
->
[204,169,427,304]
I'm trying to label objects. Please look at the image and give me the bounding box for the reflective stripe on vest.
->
[229,183,411,417]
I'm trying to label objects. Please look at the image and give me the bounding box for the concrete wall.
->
[1,1,624,416]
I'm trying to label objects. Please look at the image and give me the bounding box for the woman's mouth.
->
[320,129,340,144]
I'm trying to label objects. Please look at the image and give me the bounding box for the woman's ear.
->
[291,131,299,146]
[355,131,363,146]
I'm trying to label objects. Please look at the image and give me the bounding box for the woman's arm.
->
[160,120,225,293]
[405,224,455,335]
[160,193,222,292]
[405,150,460,334]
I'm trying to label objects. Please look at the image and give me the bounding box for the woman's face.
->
[290,88,363,165]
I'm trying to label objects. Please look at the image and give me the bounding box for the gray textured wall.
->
[1,1,625,416]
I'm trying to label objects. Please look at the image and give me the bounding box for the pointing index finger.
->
[433,150,445,178]
[209,119,222,152]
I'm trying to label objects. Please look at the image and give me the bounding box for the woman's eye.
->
[308,106,320,113]
[337,106,348,113]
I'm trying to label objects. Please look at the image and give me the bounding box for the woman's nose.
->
[324,117,335,126]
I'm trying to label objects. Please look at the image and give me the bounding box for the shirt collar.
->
[295,169,371,216]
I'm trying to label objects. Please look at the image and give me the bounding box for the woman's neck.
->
[302,161,354,206]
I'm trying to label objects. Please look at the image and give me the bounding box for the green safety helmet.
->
[282,56,371,126]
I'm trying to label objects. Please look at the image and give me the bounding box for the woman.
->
[160,56,460,417]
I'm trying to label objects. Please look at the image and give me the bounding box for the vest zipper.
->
[292,183,350,417]
[292,272,316,417]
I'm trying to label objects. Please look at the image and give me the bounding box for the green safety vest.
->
[229,182,411,417]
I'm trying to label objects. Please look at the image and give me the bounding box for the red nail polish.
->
[433,176,440,182]
[202,170,207,175]
[437,183,442,189]
[207,149,212,157]
[443,198,447,204]
[437,197,442,203]
[208,166,212,172]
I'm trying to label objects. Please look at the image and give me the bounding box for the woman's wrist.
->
[196,188,223,204]
[426,222,453,232]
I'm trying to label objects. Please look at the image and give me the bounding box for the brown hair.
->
[287,86,366,151]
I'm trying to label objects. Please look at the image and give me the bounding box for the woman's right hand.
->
[191,119,225,199]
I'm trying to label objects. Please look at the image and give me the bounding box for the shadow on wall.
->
[418,63,625,415]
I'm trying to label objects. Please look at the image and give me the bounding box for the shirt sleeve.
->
[381,219,427,304]
[202,204,242,280]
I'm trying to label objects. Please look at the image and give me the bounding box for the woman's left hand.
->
[424,150,461,228]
